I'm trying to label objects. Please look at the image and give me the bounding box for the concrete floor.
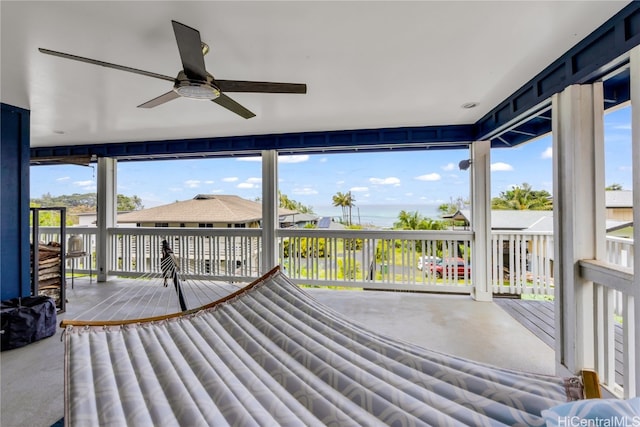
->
[1,277,555,427]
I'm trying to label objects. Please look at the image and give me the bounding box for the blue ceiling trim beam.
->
[478,1,640,142]
[31,124,475,163]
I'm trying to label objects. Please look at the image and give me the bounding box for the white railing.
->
[579,260,636,398]
[278,229,473,292]
[491,231,554,296]
[41,227,560,295]
[35,227,634,298]
[38,227,97,274]
[109,227,263,282]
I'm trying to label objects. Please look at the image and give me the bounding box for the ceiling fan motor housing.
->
[173,71,220,100]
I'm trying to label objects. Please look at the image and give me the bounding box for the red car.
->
[428,257,471,279]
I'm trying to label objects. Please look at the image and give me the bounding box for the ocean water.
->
[312,204,442,228]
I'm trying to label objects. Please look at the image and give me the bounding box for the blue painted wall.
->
[1,103,31,300]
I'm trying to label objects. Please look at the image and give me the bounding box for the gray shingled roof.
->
[449,209,554,232]
[117,195,297,224]
[605,190,633,208]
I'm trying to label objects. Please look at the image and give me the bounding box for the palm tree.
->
[332,192,348,223]
[332,191,356,225]
[394,210,421,230]
[491,183,552,210]
[394,210,448,230]
[344,191,355,225]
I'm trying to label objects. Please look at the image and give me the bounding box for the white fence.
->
[35,227,633,299]
[36,226,558,294]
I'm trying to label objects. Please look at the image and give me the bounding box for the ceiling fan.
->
[39,20,307,119]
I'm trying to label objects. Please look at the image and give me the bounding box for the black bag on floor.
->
[1,296,57,351]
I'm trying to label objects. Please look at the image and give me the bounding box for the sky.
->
[30,105,632,222]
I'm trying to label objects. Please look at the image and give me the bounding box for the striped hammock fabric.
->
[64,267,577,426]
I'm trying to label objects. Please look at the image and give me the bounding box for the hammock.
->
[63,266,583,426]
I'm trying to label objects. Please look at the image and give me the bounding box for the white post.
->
[552,83,605,375]
[629,44,640,397]
[96,157,117,282]
[261,150,278,273]
[471,140,492,301]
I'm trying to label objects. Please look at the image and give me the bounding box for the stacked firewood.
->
[32,242,62,307]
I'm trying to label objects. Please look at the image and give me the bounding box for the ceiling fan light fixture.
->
[174,83,220,100]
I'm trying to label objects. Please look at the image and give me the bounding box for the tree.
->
[332,191,356,225]
[278,191,314,214]
[117,194,143,211]
[438,196,470,215]
[606,183,623,191]
[394,210,447,230]
[491,183,552,210]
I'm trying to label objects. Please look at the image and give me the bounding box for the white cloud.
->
[292,187,318,195]
[73,180,95,189]
[222,177,239,182]
[204,180,215,184]
[56,176,70,181]
[336,180,345,185]
[414,173,441,182]
[279,155,309,164]
[491,162,514,171]
[442,163,455,171]
[237,183,255,189]
[237,156,261,162]
[369,177,400,185]
[246,177,262,184]
[184,180,200,188]
[350,186,369,192]
[541,147,553,159]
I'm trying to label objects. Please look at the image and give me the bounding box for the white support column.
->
[552,83,605,375]
[471,140,492,301]
[629,44,640,397]
[261,150,278,273]
[96,157,117,282]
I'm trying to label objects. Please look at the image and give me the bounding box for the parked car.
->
[416,256,441,271]
[427,257,470,279]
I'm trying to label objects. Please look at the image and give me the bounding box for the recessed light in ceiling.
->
[461,102,479,109]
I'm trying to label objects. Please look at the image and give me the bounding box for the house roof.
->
[605,190,633,208]
[449,209,554,232]
[450,209,632,233]
[117,194,297,224]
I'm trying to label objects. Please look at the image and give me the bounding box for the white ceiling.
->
[0,1,630,148]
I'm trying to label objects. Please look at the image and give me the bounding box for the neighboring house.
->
[76,212,97,227]
[280,213,319,228]
[605,191,633,239]
[117,194,298,228]
[279,214,347,230]
[445,209,554,233]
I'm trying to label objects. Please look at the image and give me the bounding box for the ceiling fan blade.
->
[38,48,175,82]
[171,21,208,81]
[137,90,181,108]
[213,94,256,119]
[216,80,307,94]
